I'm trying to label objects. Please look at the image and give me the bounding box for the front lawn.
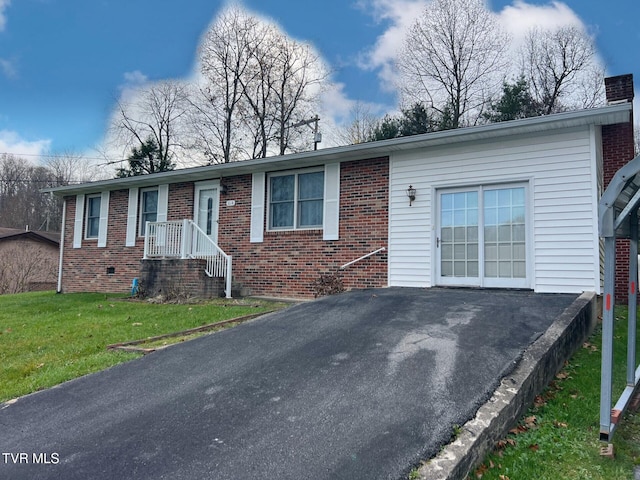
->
[0,291,287,403]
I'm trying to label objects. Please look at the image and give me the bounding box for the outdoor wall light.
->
[407,185,416,206]
[220,181,228,195]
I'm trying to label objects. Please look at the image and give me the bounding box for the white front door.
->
[437,184,529,289]
[194,182,220,247]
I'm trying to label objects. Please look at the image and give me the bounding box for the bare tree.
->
[337,102,379,145]
[270,35,327,154]
[196,5,259,163]
[397,0,509,129]
[0,154,58,231]
[43,151,97,185]
[194,5,329,163]
[0,242,57,294]
[520,25,605,114]
[111,80,189,171]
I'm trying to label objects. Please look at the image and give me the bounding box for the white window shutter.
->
[157,184,169,222]
[73,194,85,248]
[323,163,340,240]
[97,191,110,248]
[125,187,139,246]
[250,172,265,243]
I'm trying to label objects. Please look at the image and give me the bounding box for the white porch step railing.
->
[143,220,232,298]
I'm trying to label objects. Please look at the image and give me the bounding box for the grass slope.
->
[0,291,285,403]
[471,307,640,480]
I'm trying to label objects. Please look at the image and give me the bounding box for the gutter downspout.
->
[57,198,66,293]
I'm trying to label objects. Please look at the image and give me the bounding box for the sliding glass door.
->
[437,184,528,288]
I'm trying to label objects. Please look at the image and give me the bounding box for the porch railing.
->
[143,220,232,298]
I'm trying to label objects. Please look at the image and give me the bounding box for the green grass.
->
[0,291,287,403]
[472,307,640,480]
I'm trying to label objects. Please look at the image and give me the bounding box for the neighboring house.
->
[46,75,635,300]
[0,227,60,294]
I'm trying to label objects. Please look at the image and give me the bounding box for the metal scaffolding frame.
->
[598,154,640,442]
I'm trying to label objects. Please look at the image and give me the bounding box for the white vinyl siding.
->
[388,126,601,294]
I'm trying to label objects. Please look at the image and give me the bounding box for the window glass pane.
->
[298,172,324,200]
[88,197,101,217]
[88,218,99,237]
[498,188,511,205]
[499,261,512,277]
[468,261,479,277]
[441,194,453,211]
[271,175,294,202]
[498,225,511,242]
[467,208,478,225]
[141,190,158,230]
[485,261,497,278]
[442,261,453,276]
[143,190,158,214]
[441,210,453,227]
[441,226,453,243]
[453,209,466,226]
[271,202,294,228]
[513,261,526,278]
[299,199,323,227]
[512,187,525,206]
[513,206,525,223]
[87,196,101,238]
[468,226,478,242]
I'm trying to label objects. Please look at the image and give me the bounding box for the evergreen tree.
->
[116,137,175,177]
[484,77,542,123]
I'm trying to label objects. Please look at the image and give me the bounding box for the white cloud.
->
[0,0,9,32]
[356,0,427,91]
[357,0,601,99]
[0,58,16,79]
[498,1,586,51]
[0,130,51,158]
[123,70,148,86]
[118,70,150,103]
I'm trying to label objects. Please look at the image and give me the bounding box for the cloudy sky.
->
[0,0,638,163]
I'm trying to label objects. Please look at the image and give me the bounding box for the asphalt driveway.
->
[0,287,576,480]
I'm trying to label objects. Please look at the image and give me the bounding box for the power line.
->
[0,151,129,167]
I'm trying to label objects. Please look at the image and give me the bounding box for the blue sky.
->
[0,0,638,162]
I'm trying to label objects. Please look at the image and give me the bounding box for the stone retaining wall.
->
[421,291,598,480]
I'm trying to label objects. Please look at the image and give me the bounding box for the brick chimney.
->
[602,74,635,301]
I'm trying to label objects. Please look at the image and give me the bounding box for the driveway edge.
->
[419,291,598,480]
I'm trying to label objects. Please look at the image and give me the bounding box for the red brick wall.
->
[602,74,635,302]
[61,183,195,294]
[218,157,389,298]
[60,163,388,299]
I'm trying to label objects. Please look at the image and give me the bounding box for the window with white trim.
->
[268,169,324,230]
[139,188,158,235]
[85,194,101,239]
